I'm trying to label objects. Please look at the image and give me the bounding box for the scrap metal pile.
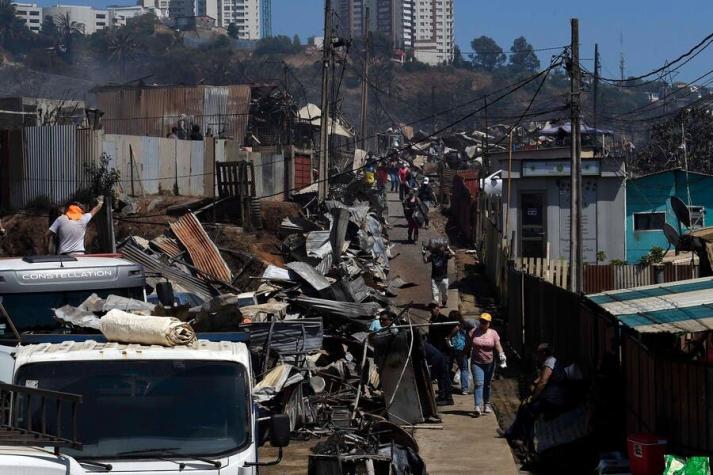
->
[49,183,435,472]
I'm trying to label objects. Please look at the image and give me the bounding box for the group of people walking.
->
[427,307,507,416]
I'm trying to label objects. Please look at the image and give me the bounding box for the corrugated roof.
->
[96,85,251,143]
[170,213,232,284]
[118,238,214,300]
[587,277,713,334]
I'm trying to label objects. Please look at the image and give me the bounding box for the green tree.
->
[105,28,137,77]
[41,15,58,40]
[0,0,32,51]
[226,22,239,39]
[292,33,301,50]
[630,107,713,176]
[470,36,505,71]
[253,35,298,55]
[509,36,540,73]
[452,44,469,69]
[55,12,85,61]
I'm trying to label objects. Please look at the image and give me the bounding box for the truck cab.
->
[0,337,289,474]
[0,255,146,334]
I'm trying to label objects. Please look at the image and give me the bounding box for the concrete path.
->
[387,192,519,475]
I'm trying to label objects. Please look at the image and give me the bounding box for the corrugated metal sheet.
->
[170,212,232,284]
[118,238,213,300]
[97,85,251,144]
[13,125,81,208]
[151,235,182,257]
[587,277,713,333]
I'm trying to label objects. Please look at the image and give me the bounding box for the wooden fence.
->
[504,256,698,294]
[623,334,713,453]
[504,270,713,454]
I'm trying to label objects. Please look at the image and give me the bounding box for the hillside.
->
[0,15,656,141]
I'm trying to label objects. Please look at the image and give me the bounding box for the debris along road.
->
[387,191,520,475]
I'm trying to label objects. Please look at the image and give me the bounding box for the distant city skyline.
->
[27,0,713,82]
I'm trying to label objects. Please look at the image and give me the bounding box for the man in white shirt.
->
[46,198,104,255]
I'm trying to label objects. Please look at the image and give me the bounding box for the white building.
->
[166,0,261,38]
[107,5,160,25]
[12,2,43,33]
[413,0,453,65]
[43,4,112,34]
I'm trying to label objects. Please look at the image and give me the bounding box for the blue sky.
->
[269,0,713,83]
[35,0,713,82]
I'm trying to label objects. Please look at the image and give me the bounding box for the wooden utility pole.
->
[569,18,583,293]
[593,44,599,142]
[359,7,370,151]
[318,0,332,201]
[431,85,436,134]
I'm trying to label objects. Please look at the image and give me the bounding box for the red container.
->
[627,433,668,475]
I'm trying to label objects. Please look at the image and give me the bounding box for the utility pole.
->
[593,44,600,149]
[431,85,436,134]
[318,0,332,201]
[569,18,583,293]
[359,7,370,151]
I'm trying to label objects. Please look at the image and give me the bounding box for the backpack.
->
[451,329,466,351]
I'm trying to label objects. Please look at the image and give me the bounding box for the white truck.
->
[0,336,290,474]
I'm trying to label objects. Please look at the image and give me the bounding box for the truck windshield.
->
[14,360,251,459]
[1,287,144,332]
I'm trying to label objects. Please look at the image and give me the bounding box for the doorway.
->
[520,193,546,258]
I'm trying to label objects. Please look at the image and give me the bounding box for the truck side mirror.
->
[269,414,290,448]
[245,414,291,467]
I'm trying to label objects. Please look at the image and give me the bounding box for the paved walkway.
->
[387,192,519,475]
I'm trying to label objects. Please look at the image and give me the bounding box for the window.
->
[688,206,705,227]
[634,212,666,231]
[29,18,39,23]
[29,10,39,15]
[96,13,106,18]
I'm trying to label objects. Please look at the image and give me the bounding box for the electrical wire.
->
[594,31,713,84]
[255,60,563,200]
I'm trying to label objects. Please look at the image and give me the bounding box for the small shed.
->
[626,169,713,263]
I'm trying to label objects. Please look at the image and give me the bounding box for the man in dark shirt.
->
[422,241,455,307]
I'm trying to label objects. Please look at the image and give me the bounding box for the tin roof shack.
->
[626,169,713,263]
[0,97,87,129]
[95,84,251,142]
[492,144,626,263]
[586,277,713,454]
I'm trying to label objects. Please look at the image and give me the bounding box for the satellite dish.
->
[671,196,691,228]
[663,223,680,249]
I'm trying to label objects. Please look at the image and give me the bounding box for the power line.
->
[595,31,713,84]
[256,61,562,201]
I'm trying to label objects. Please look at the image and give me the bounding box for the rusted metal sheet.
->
[151,235,182,257]
[97,85,251,144]
[169,212,232,284]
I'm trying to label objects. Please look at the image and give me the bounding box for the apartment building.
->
[166,0,261,38]
[12,2,42,33]
[334,0,452,64]
[413,0,453,65]
[334,0,411,50]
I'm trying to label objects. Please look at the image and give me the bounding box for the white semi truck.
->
[0,336,290,474]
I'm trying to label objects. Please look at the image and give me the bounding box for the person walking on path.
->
[398,163,410,201]
[422,240,455,307]
[403,190,423,243]
[46,198,104,256]
[418,177,434,228]
[448,310,471,395]
[470,312,507,417]
[389,158,399,192]
[376,161,390,226]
